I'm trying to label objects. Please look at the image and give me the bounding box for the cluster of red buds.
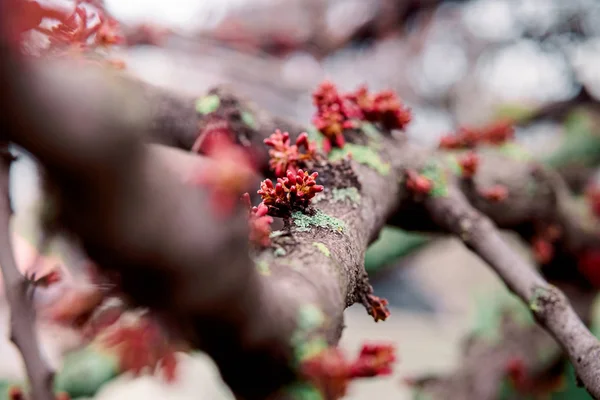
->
[480,184,508,202]
[258,169,324,216]
[531,225,561,265]
[10,1,124,65]
[241,193,273,248]
[458,151,480,179]
[405,170,432,195]
[300,343,396,399]
[439,120,515,150]
[264,130,317,177]
[363,294,391,322]
[312,81,411,153]
[102,318,178,383]
[346,85,412,131]
[190,135,257,217]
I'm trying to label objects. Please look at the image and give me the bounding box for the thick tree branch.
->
[424,188,600,398]
[2,53,599,398]
[0,143,54,400]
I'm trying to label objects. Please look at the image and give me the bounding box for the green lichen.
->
[311,192,326,204]
[274,247,287,257]
[529,287,547,313]
[328,143,390,175]
[297,304,325,331]
[445,154,462,176]
[312,242,330,257]
[292,210,345,233]
[498,142,532,161]
[293,337,328,362]
[241,111,257,129]
[332,187,361,204]
[420,162,449,197]
[195,94,220,115]
[256,260,271,276]
[269,230,286,239]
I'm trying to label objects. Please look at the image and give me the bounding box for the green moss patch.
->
[328,143,390,175]
[420,162,449,197]
[292,210,345,233]
[256,260,271,276]
[498,142,532,161]
[312,242,331,257]
[241,111,257,129]
[332,187,361,204]
[195,94,220,115]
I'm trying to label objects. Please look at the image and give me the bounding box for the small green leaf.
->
[241,111,257,129]
[195,95,220,115]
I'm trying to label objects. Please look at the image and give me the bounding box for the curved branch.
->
[0,143,54,400]
[424,188,600,398]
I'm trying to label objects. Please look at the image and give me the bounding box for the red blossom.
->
[439,121,514,149]
[348,344,396,378]
[191,135,257,217]
[242,194,273,248]
[102,318,178,382]
[480,185,508,202]
[346,86,411,130]
[458,151,479,178]
[312,104,349,153]
[405,170,432,195]
[95,16,124,47]
[532,238,554,264]
[264,130,317,177]
[8,386,24,400]
[578,249,600,288]
[300,343,396,399]
[364,294,390,322]
[483,119,515,145]
[505,356,528,391]
[258,169,324,215]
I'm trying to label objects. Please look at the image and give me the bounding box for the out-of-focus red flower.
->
[242,194,273,248]
[480,185,508,202]
[102,318,178,383]
[301,343,396,399]
[439,121,514,149]
[190,135,257,217]
[578,249,600,288]
[405,170,432,195]
[458,151,479,178]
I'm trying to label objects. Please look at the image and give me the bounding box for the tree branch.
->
[424,187,600,398]
[0,142,55,400]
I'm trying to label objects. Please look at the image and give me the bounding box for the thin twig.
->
[424,187,600,399]
[0,142,55,400]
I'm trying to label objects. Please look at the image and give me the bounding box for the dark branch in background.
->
[0,143,55,400]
